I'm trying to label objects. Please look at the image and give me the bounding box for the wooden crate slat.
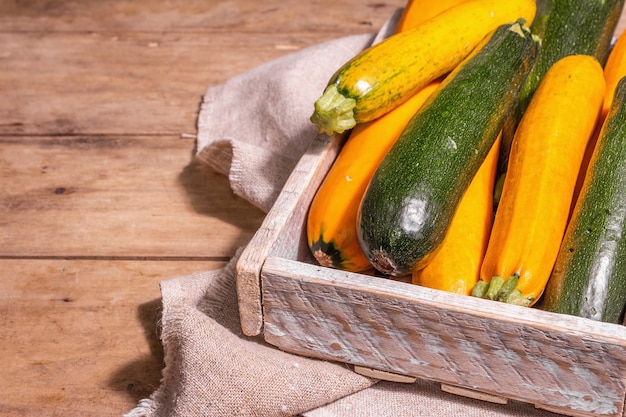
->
[236,133,343,336]
[260,256,626,417]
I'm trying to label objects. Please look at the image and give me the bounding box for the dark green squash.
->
[543,77,626,324]
[356,21,539,276]
[498,0,625,176]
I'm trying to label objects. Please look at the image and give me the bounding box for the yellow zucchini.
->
[307,82,441,272]
[574,31,626,209]
[497,0,624,181]
[475,55,606,306]
[602,32,626,120]
[543,76,626,323]
[395,0,470,32]
[310,0,536,135]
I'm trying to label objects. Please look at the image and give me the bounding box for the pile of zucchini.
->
[307,0,626,324]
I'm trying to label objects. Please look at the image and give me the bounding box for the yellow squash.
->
[574,31,626,209]
[395,0,470,32]
[475,55,606,306]
[601,32,626,120]
[310,0,537,135]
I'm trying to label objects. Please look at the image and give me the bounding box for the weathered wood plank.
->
[0,259,225,417]
[0,135,264,258]
[0,0,403,34]
[236,133,344,336]
[261,256,626,417]
[0,31,359,135]
[0,0,404,136]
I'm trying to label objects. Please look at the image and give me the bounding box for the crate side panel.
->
[261,257,626,417]
[269,133,345,262]
[235,133,342,336]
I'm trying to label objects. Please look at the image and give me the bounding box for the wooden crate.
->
[235,132,626,417]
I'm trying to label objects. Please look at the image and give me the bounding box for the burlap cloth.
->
[125,12,558,417]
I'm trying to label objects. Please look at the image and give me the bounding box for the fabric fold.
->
[126,26,389,417]
[126,254,377,417]
[195,33,375,212]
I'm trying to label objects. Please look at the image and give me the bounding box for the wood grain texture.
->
[0,259,224,417]
[261,256,626,417]
[0,0,402,136]
[0,31,358,136]
[236,133,344,336]
[0,0,407,415]
[0,0,399,33]
[0,135,263,258]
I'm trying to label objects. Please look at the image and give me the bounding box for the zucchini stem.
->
[471,280,489,298]
[310,84,357,135]
[485,276,505,300]
[471,274,533,306]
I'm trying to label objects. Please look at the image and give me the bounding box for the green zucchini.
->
[356,21,539,276]
[542,77,626,324]
[498,0,625,176]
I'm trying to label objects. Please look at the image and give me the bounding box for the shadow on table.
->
[108,298,165,403]
[177,157,265,258]
[178,156,265,223]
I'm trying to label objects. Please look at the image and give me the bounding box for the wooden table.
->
[3,2,626,416]
[0,1,403,415]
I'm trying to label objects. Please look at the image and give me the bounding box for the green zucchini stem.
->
[485,276,504,300]
[471,274,533,306]
[310,84,356,135]
[496,274,520,301]
[505,289,533,307]
[471,280,489,298]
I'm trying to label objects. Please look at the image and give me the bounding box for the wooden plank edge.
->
[441,383,508,405]
[534,402,609,417]
[442,383,619,417]
[235,133,343,336]
[353,365,417,383]
[340,368,604,416]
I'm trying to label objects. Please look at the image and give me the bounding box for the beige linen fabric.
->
[126,11,560,417]
[194,25,393,212]
[125,252,377,417]
[303,380,557,417]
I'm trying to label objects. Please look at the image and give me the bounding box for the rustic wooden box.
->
[235,132,626,417]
